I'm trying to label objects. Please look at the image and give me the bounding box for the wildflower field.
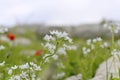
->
[0,23,120,80]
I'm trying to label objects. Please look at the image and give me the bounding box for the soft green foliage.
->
[0,26,117,80]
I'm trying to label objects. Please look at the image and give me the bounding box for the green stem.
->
[40,41,59,67]
[111,24,117,78]
[111,24,115,50]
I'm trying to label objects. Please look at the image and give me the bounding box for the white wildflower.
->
[50,30,68,38]
[4,27,8,32]
[97,37,102,41]
[103,42,108,47]
[19,63,29,69]
[9,76,14,80]
[93,39,97,43]
[82,47,91,54]
[52,54,58,60]
[8,69,12,75]
[64,36,72,43]
[100,42,108,48]
[35,66,41,71]
[44,35,55,41]
[0,45,5,50]
[30,67,34,72]
[14,75,21,80]
[87,39,91,45]
[11,65,18,70]
[30,62,41,71]
[20,71,28,78]
[44,42,56,53]
[30,62,36,67]
[0,61,5,66]
[57,48,66,55]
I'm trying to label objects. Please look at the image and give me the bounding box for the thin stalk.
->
[111,24,115,50]
[111,24,117,78]
[106,60,108,80]
[40,41,59,67]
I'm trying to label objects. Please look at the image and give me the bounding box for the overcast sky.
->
[0,0,120,26]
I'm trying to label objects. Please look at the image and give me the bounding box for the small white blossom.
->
[52,54,58,60]
[8,69,12,75]
[8,62,41,80]
[93,37,102,43]
[11,65,18,70]
[97,37,102,41]
[0,45,5,50]
[35,66,41,71]
[82,47,91,54]
[64,36,72,43]
[19,63,29,69]
[50,30,68,38]
[93,39,97,43]
[44,42,56,53]
[44,35,55,41]
[20,71,28,78]
[14,75,21,80]
[57,48,66,55]
[0,61,5,66]
[87,39,92,45]
[30,62,41,71]
[100,42,108,48]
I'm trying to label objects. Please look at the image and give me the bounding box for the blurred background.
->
[1,0,120,38]
[0,0,120,26]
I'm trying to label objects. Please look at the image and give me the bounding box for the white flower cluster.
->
[43,30,77,61]
[44,42,56,54]
[100,42,108,48]
[8,62,41,80]
[82,37,108,54]
[86,37,102,45]
[82,47,91,54]
[44,30,72,43]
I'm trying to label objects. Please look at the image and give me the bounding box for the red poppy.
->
[7,33,15,41]
[35,50,42,56]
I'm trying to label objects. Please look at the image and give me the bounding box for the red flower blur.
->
[35,50,42,56]
[7,33,15,41]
